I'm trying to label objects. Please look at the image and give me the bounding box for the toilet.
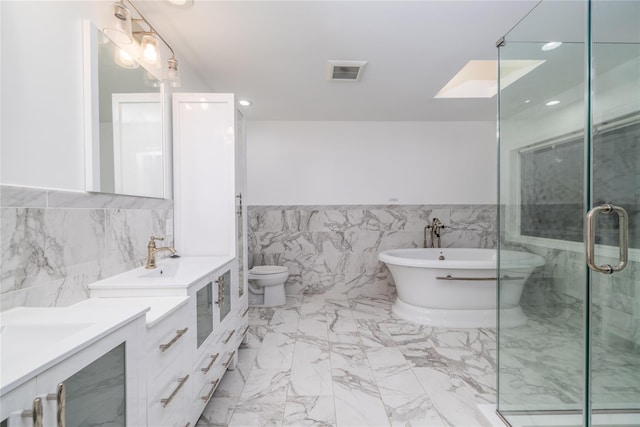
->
[248,265,289,307]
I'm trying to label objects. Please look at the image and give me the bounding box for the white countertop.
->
[89,256,234,297]
[0,300,149,395]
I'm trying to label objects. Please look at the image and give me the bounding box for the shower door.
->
[497,1,640,426]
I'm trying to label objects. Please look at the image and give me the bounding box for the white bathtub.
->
[378,248,545,328]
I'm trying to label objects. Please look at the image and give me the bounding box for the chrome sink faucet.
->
[424,218,448,248]
[146,236,176,269]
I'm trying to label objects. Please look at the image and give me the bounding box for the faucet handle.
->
[150,236,164,242]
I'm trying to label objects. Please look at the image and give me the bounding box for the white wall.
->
[246,121,497,206]
[0,1,210,192]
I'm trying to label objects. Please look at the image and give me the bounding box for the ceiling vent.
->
[327,60,368,81]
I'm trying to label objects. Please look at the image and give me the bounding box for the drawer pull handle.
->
[160,375,189,407]
[159,328,188,352]
[201,379,220,402]
[22,397,43,427]
[242,307,250,317]
[223,329,236,344]
[201,353,220,373]
[240,325,250,338]
[47,383,65,427]
[223,350,236,367]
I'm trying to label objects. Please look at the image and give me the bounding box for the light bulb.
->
[115,47,138,69]
[140,35,160,67]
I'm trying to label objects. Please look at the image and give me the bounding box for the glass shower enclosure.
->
[497,1,639,426]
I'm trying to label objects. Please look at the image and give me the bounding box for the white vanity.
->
[1,256,248,427]
[89,256,249,427]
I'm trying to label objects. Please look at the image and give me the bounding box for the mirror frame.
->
[82,20,171,199]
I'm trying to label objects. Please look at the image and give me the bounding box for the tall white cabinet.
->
[172,92,248,301]
[172,94,249,423]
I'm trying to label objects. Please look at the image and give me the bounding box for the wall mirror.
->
[84,21,166,199]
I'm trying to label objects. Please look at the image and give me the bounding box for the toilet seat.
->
[249,266,288,275]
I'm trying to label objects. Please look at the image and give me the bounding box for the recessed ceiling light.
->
[546,100,560,106]
[541,41,562,52]
[434,60,545,99]
[239,100,252,107]
[524,99,531,103]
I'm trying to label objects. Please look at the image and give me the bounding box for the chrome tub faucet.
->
[424,218,448,248]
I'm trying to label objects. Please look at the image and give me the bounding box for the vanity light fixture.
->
[238,100,252,107]
[114,46,139,69]
[106,0,181,86]
[104,1,133,44]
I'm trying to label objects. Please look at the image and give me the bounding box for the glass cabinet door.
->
[196,281,214,348]
[64,343,126,426]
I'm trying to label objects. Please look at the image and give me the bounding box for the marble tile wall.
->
[247,204,497,298]
[1,185,173,310]
[507,239,640,349]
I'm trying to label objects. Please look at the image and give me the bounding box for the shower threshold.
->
[478,405,640,427]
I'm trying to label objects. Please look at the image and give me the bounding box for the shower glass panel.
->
[498,1,640,426]
[590,0,640,424]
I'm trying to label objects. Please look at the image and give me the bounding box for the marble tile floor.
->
[196,294,497,427]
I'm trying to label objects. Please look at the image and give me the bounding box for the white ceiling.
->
[136,0,540,121]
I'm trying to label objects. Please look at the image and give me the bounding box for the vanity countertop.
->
[89,256,234,297]
[0,300,149,395]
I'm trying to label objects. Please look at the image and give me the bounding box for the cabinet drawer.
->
[148,370,190,426]
[147,306,190,377]
[190,344,225,396]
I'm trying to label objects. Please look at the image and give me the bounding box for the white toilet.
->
[248,265,289,307]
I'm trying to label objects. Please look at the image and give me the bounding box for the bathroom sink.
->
[138,262,180,279]
[0,323,94,368]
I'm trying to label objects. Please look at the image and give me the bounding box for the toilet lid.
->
[250,265,288,275]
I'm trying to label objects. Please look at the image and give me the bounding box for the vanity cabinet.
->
[0,314,145,427]
[145,302,192,427]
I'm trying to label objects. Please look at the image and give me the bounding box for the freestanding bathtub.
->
[378,248,545,328]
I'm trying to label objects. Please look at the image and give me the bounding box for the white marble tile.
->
[239,368,290,404]
[228,400,286,427]
[333,366,390,427]
[0,185,47,207]
[289,340,332,396]
[254,332,296,370]
[298,314,329,340]
[366,347,424,396]
[283,396,336,427]
[357,319,396,348]
[330,343,369,371]
[381,395,446,427]
[413,367,491,427]
[198,397,238,426]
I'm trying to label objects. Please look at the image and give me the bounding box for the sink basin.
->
[138,262,180,279]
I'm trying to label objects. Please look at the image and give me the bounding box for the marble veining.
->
[1,185,172,310]
[248,205,497,298]
[197,293,498,427]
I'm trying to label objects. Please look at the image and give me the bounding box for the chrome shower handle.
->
[586,203,628,274]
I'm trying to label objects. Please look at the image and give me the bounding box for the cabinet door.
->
[64,343,126,426]
[196,280,215,349]
[173,93,236,257]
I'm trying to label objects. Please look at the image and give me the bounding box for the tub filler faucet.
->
[146,236,176,269]
[424,218,448,248]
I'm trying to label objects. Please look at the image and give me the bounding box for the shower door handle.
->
[586,203,628,274]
